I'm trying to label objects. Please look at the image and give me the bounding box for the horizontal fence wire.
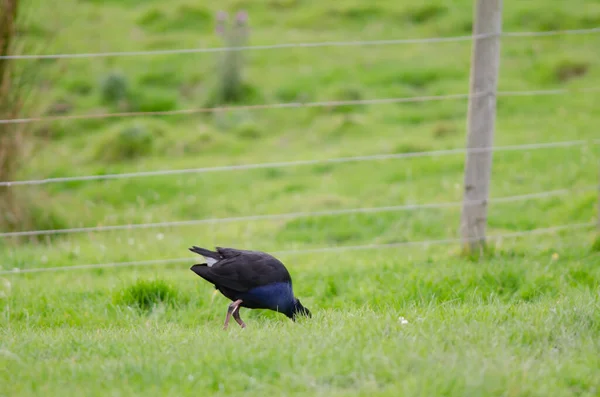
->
[3,87,600,125]
[1,27,599,60]
[0,186,595,238]
[0,92,478,125]
[0,139,595,187]
[1,222,595,275]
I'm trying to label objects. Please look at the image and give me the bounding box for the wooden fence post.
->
[460,0,503,254]
[597,158,600,233]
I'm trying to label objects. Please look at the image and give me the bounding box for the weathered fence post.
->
[594,156,600,251]
[460,0,503,254]
[597,158,600,233]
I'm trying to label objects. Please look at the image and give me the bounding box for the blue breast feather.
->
[240,282,295,312]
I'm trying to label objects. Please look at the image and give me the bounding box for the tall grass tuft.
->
[113,279,186,312]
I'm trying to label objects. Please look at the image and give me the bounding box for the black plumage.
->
[189,245,311,329]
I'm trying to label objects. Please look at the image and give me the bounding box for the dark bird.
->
[188,246,311,329]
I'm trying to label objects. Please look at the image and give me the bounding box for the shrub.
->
[330,85,364,114]
[592,235,600,253]
[94,121,160,162]
[554,60,589,83]
[234,120,262,139]
[403,4,447,24]
[131,89,178,112]
[99,71,128,104]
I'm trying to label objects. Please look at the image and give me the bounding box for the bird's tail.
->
[189,246,220,258]
[189,246,222,266]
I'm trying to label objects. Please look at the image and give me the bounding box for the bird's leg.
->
[223,299,243,330]
[232,305,246,329]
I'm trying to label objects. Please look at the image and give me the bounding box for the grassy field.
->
[1,0,600,395]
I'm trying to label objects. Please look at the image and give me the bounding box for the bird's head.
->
[290,298,311,321]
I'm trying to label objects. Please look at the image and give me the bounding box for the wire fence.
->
[1,18,599,277]
[1,139,595,187]
[2,27,599,60]
[2,87,600,126]
[1,222,595,276]
[0,186,594,238]
[0,92,479,125]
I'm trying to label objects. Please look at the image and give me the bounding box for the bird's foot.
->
[223,299,244,331]
[222,322,244,330]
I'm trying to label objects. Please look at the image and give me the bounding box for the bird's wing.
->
[215,246,246,259]
[191,252,291,292]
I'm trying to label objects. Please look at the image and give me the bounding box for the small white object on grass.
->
[398,316,409,325]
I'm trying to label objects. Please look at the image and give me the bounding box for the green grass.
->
[1,0,600,395]
[2,249,600,396]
